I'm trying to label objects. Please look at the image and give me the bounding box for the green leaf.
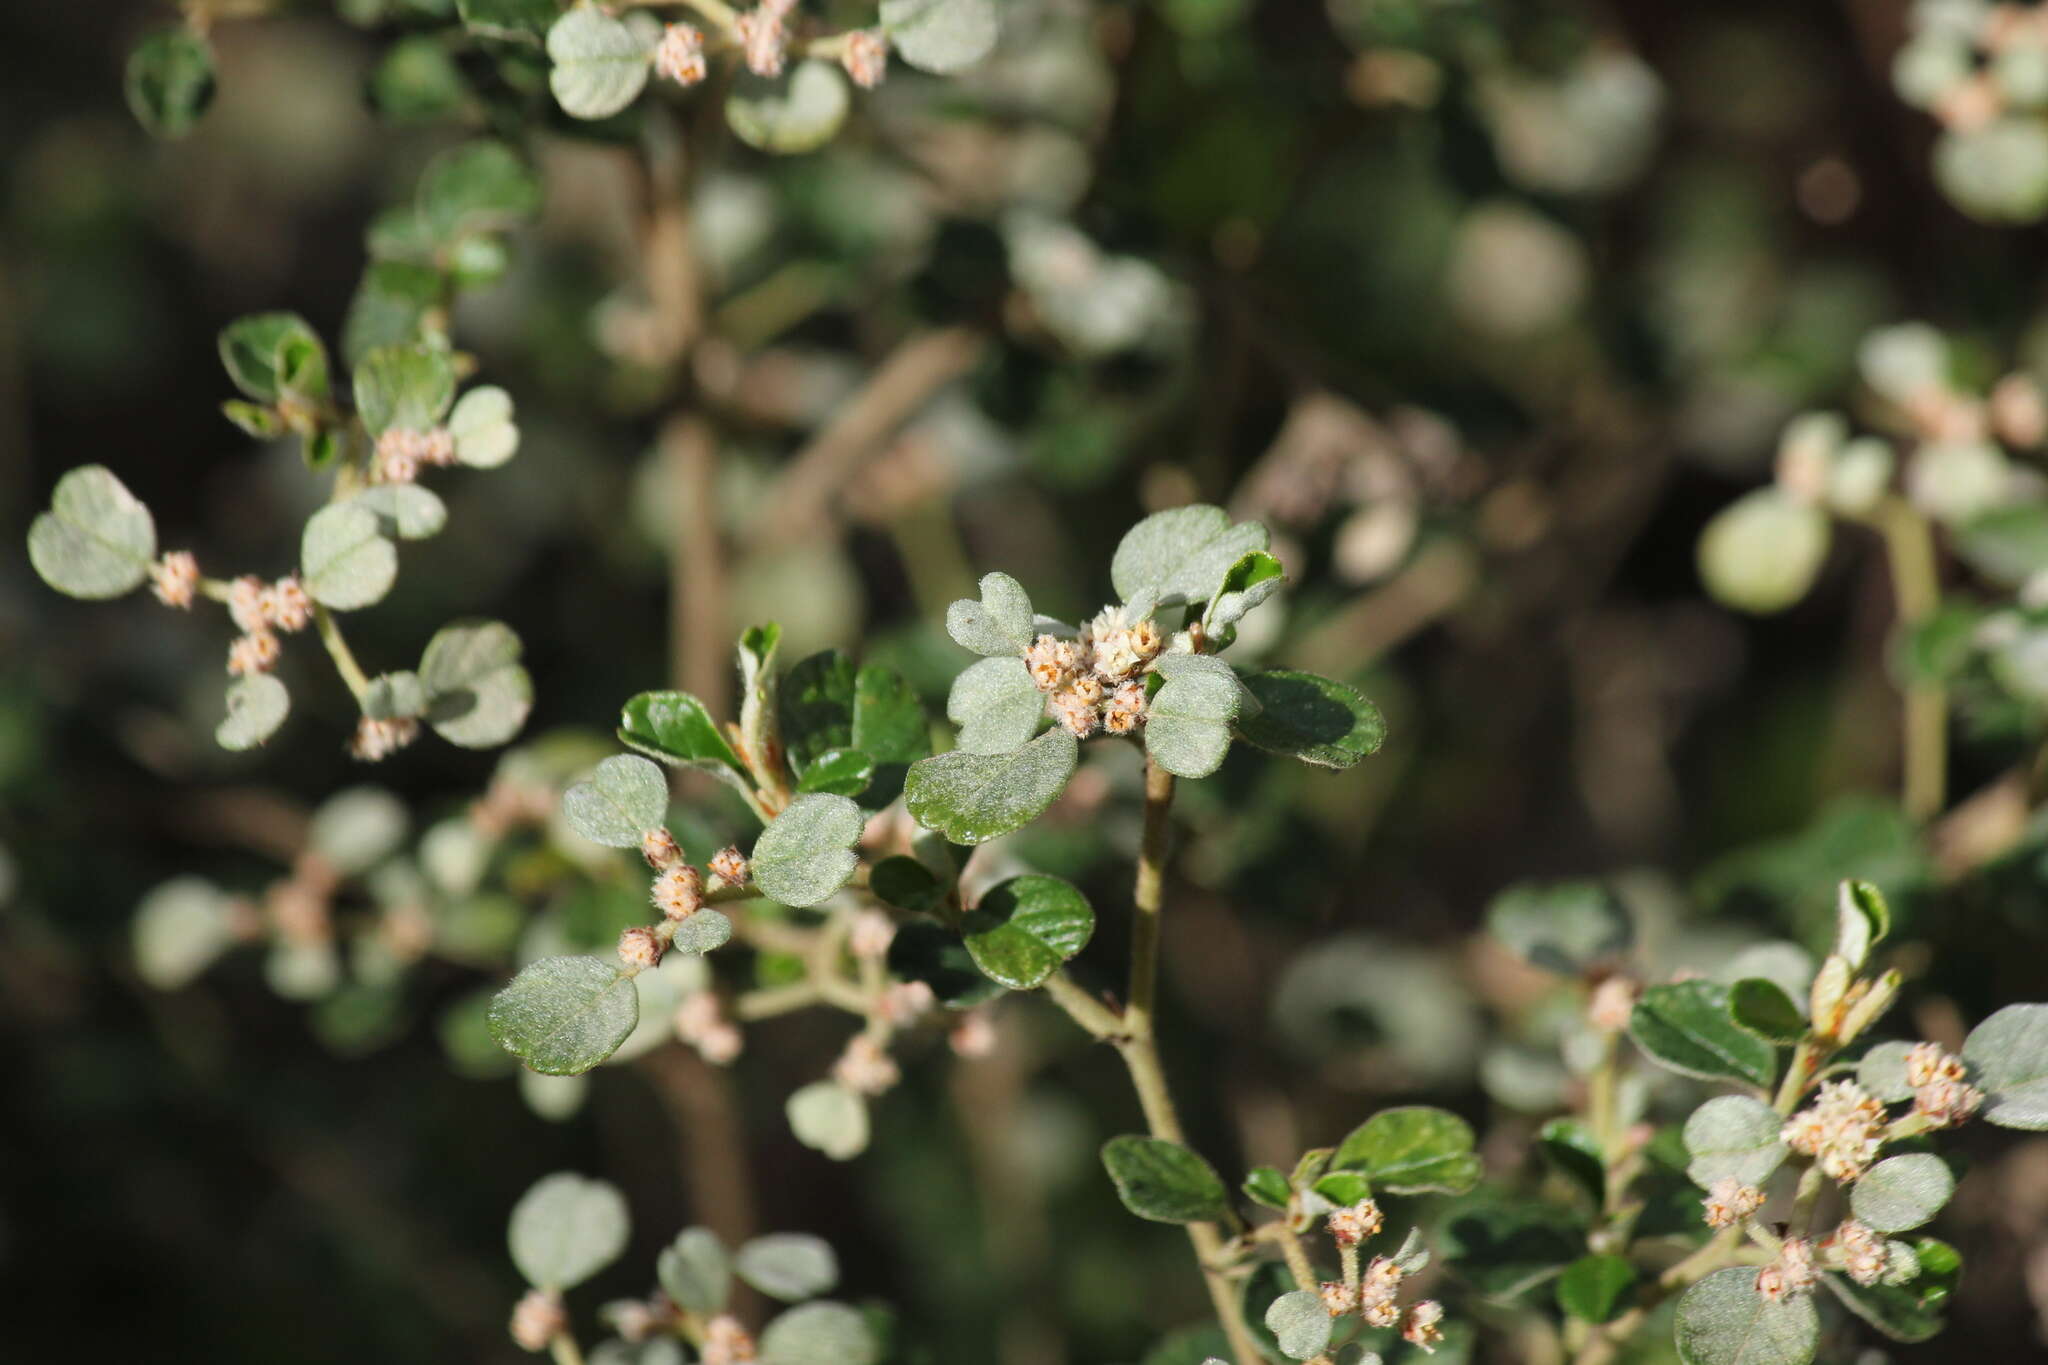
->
[1100,1135,1231,1224]
[1233,669,1385,769]
[797,749,876,797]
[1674,1266,1818,1365]
[448,385,519,467]
[1312,1171,1371,1207]
[1557,1255,1635,1324]
[217,674,290,751]
[132,877,237,990]
[1332,1106,1481,1195]
[28,466,156,599]
[418,140,540,242]
[371,35,470,123]
[751,794,863,907]
[1952,502,2048,584]
[851,663,929,805]
[1242,1166,1291,1211]
[878,0,998,73]
[1823,1237,1957,1343]
[947,656,1044,754]
[787,1080,869,1160]
[657,1227,731,1317]
[1628,981,1779,1087]
[780,650,858,772]
[1697,487,1831,615]
[125,28,215,138]
[354,343,455,435]
[1857,1040,1919,1103]
[457,0,559,42]
[1262,1290,1332,1361]
[1205,550,1286,630]
[1112,504,1269,610]
[671,909,732,955]
[1962,1002,2048,1129]
[488,955,639,1075]
[562,754,670,848]
[1145,667,1244,779]
[364,670,427,721]
[310,787,409,874]
[869,856,947,914]
[1833,879,1890,970]
[547,5,651,118]
[342,261,443,365]
[419,619,532,747]
[1682,1094,1788,1189]
[945,571,1036,657]
[219,313,327,403]
[301,503,397,610]
[1729,978,1806,1044]
[508,1171,630,1290]
[735,1233,837,1302]
[619,690,749,783]
[906,726,1077,845]
[1537,1118,1606,1207]
[726,62,851,155]
[1851,1154,1954,1233]
[1484,880,1631,975]
[961,874,1094,990]
[350,484,447,541]
[757,1301,879,1365]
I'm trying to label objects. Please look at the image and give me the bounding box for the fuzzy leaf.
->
[562,754,669,848]
[301,503,397,610]
[1100,1135,1230,1224]
[1144,668,1241,779]
[1233,669,1385,769]
[945,571,1036,657]
[906,726,1077,844]
[1331,1106,1481,1194]
[947,656,1043,754]
[1674,1266,1818,1365]
[780,650,858,773]
[796,749,875,798]
[28,466,156,599]
[619,690,748,780]
[1962,1002,2048,1129]
[419,619,532,747]
[1730,978,1807,1044]
[1683,1094,1788,1190]
[1628,981,1779,1087]
[351,484,447,541]
[735,1234,838,1302]
[418,140,540,242]
[1557,1255,1636,1324]
[961,874,1093,990]
[354,343,455,436]
[125,27,215,138]
[750,794,863,907]
[658,1228,730,1317]
[1112,505,1269,610]
[878,0,997,73]
[342,260,441,364]
[851,664,929,805]
[1205,550,1286,630]
[488,955,639,1076]
[219,312,327,403]
[508,1172,630,1290]
[547,5,651,119]
[1485,880,1632,975]
[670,910,732,956]
[1263,1290,1331,1361]
[787,1080,869,1160]
[726,62,850,155]
[364,670,427,721]
[1851,1154,1955,1233]
[216,674,290,751]
[449,385,520,467]
[757,1301,878,1365]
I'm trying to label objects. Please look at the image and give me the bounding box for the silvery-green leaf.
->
[364,670,427,721]
[419,619,533,748]
[1263,1290,1331,1361]
[353,343,456,436]
[521,1070,589,1123]
[945,571,1036,657]
[1833,879,1890,969]
[726,62,851,155]
[735,1233,838,1302]
[563,754,670,848]
[1100,1135,1230,1223]
[133,877,236,989]
[1111,504,1269,610]
[267,939,340,1000]
[547,5,651,119]
[1233,669,1385,770]
[787,1080,869,1160]
[302,503,398,610]
[905,726,1077,844]
[219,312,327,403]
[449,385,520,467]
[217,674,290,750]
[125,27,215,138]
[1485,880,1632,975]
[878,0,997,74]
[671,910,732,955]
[947,656,1043,754]
[1857,1040,1919,1103]
[1696,488,1829,615]
[1331,1105,1481,1195]
[1962,1002,2048,1129]
[751,793,862,907]
[961,874,1093,990]
[1145,669,1241,779]
[1682,1094,1787,1190]
[351,484,447,540]
[28,466,157,599]
[658,1227,731,1317]
[417,140,540,242]
[1148,652,1259,712]
[508,1171,631,1290]
[1675,1266,1818,1365]
[756,1301,879,1365]
[342,260,441,365]
[1204,550,1285,630]
[1628,980,1778,1087]
[310,786,409,874]
[488,955,639,1075]
[1851,1154,1954,1233]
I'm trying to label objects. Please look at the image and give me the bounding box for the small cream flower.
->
[832,1033,900,1095]
[734,8,788,77]
[1782,1080,1887,1182]
[1326,1197,1384,1246]
[651,863,704,920]
[1755,1237,1817,1301]
[228,574,269,633]
[151,551,199,608]
[228,630,281,676]
[849,909,897,960]
[710,845,750,886]
[350,715,420,762]
[1702,1177,1765,1230]
[263,575,313,632]
[643,827,684,872]
[619,925,664,969]
[841,30,888,88]
[1825,1219,1887,1286]
[509,1288,566,1352]
[1401,1300,1445,1354]
[654,23,708,86]
[701,1314,758,1364]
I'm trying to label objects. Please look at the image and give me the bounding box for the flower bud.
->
[842,30,889,88]
[710,845,749,887]
[151,551,200,608]
[509,1288,566,1352]
[642,826,684,872]
[655,23,707,86]
[1836,968,1900,1043]
[619,925,664,970]
[652,862,704,919]
[1809,955,1852,1037]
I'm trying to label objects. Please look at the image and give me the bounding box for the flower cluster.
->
[350,715,420,762]
[1314,1201,1445,1352]
[609,827,732,972]
[654,23,707,86]
[1023,604,1166,738]
[1823,1218,1888,1287]
[1905,1041,1986,1128]
[1755,1236,1817,1303]
[221,571,314,676]
[1782,1079,1889,1182]
[734,1,790,78]
[1701,1176,1765,1231]
[373,425,456,484]
[509,1287,567,1352]
[841,30,888,88]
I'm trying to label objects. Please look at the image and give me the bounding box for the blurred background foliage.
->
[6,0,2048,1361]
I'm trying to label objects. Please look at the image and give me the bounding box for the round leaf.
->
[1697,488,1830,615]
[216,674,290,751]
[449,385,520,467]
[310,786,409,874]
[879,0,998,73]
[1857,1039,1920,1104]
[28,466,157,599]
[353,343,456,436]
[1100,1135,1230,1224]
[1145,668,1242,779]
[787,1080,869,1160]
[735,1233,838,1302]
[947,656,1043,754]
[961,874,1094,990]
[508,1171,630,1290]
[301,503,398,610]
[1233,669,1386,770]
[1332,1106,1481,1195]
[1682,1094,1788,1190]
[671,909,732,955]
[125,28,215,138]
[752,794,863,907]
[562,754,671,848]
[547,5,652,119]
[1557,1254,1636,1324]
[488,955,640,1076]
[350,485,447,541]
[1485,880,1631,975]
[906,726,1078,845]
[726,62,851,156]
[1112,505,1269,610]
[132,877,236,989]
[1730,978,1807,1044]
[658,1227,731,1317]
[1851,1154,1955,1233]
[419,619,533,748]
[1262,1290,1332,1361]
[944,571,1036,658]
[757,1301,878,1365]
[1963,1002,2048,1129]
[1674,1266,1818,1365]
